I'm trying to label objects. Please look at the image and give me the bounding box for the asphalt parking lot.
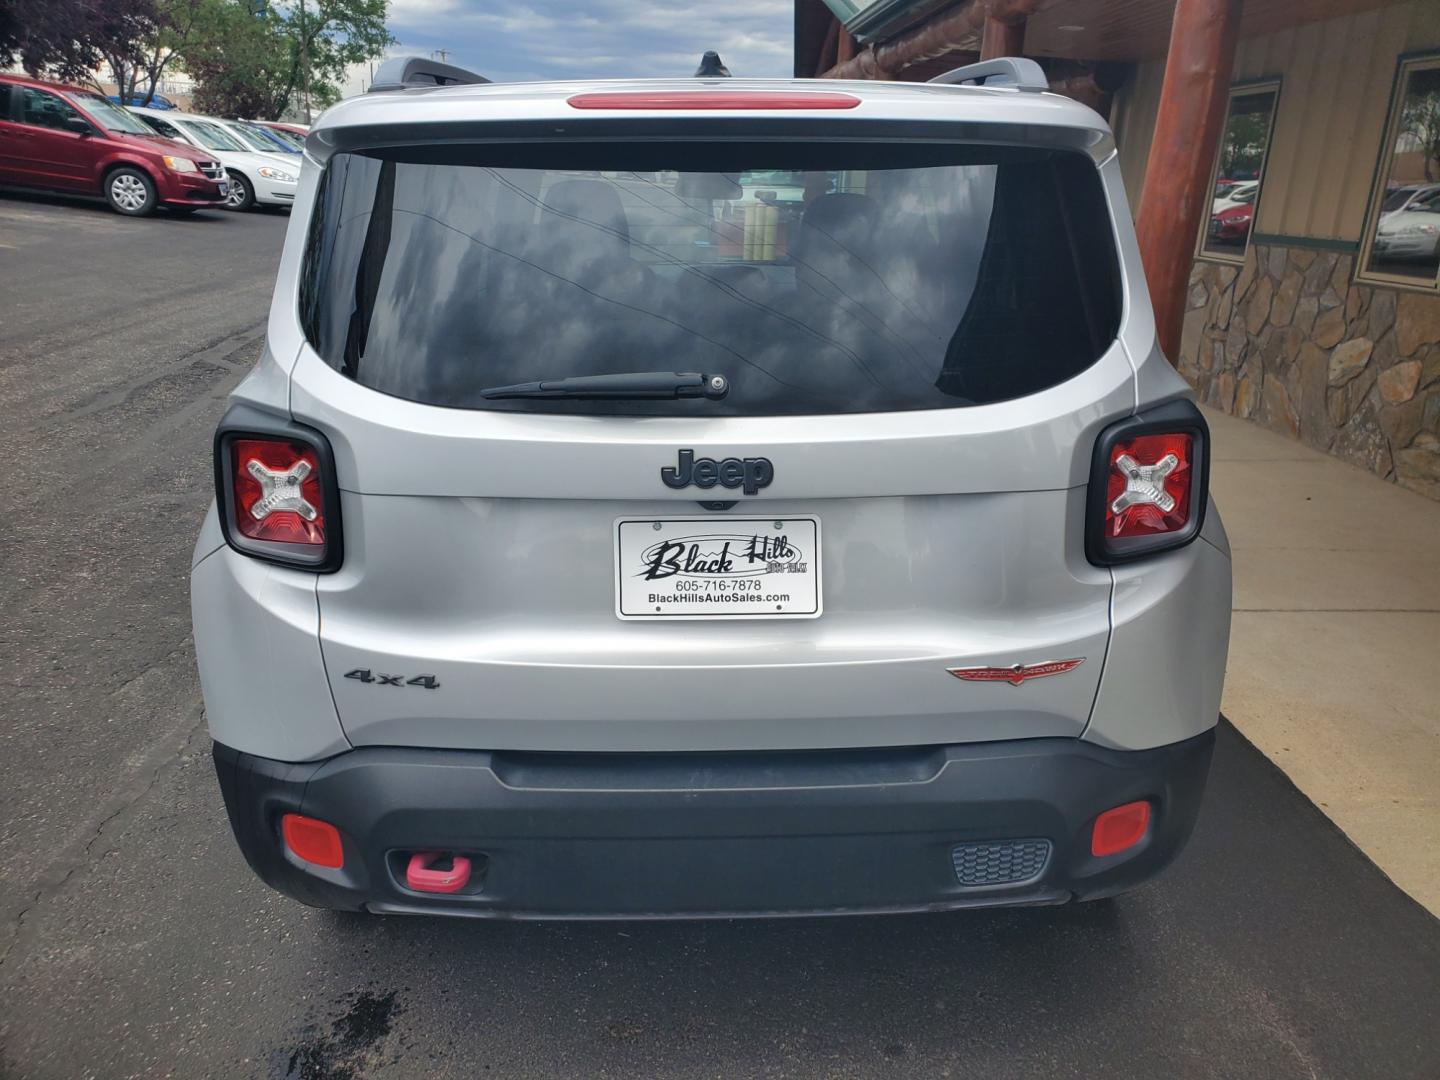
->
[1,191,1438,1080]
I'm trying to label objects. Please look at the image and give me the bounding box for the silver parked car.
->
[193,57,1232,918]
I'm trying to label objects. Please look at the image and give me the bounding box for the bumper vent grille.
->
[951,839,1051,887]
[199,161,223,180]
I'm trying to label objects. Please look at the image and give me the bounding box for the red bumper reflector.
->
[405,852,472,894]
[1091,800,1151,857]
[282,813,345,869]
[566,91,861,110]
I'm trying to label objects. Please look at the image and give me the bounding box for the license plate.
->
[217,182,228,196]
[615,517,821,619]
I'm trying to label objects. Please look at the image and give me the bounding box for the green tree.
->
[183,0,393,120]
[99,0,215,107]
[1398,68,1440,183]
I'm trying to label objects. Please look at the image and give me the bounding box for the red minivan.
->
[0,74,228,216]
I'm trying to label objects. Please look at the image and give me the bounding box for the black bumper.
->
[213,729,1215,919]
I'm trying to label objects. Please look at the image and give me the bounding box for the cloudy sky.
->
[382,0,796,83]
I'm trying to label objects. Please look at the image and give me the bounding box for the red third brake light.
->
[1105,433,1194,539]
[231,438,325,545]
[566,91,862,111]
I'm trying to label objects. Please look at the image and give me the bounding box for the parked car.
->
[1371,186,1440,264]
[130,106,297,211]
[0,73,226,215]
[1207,179,1259,246]
[252,119,309,139]
[1210,179,1258,215]
[1377,182,1440,221]
[109,91,178,110]
[1208,203,1253,246]
[250,124,305,152]
[216,118,303,159]
[195,57,1232,919]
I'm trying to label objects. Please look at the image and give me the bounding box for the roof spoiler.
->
[928,57,1047,93]
[368,56,491,93]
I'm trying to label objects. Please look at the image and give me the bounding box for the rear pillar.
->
[1135,0,1242,362]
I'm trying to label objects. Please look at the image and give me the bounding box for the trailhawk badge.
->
[661,449,773,496]
[947,659,1086,686]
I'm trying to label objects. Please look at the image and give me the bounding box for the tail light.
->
[214,406,343,571]
[1086,400,1209,565]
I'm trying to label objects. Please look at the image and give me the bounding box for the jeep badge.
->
[661,449,774,496]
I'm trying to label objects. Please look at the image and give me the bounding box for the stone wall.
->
[1179,243,1440,500]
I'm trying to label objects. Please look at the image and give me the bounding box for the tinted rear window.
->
[301,141,1121,415]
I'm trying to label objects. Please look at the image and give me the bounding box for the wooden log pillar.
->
[980,14,1025,60]
[1135,0,1242,363]
[816,19,840,76]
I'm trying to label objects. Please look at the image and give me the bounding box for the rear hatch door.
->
[291,121,1134,752]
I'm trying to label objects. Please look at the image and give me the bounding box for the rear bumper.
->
[213,727,1215,919]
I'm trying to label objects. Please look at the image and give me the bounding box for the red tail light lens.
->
[232,438,325,545]
[1105,433,1193,539]
[1086,402,1209,566]
[214,411,342,571]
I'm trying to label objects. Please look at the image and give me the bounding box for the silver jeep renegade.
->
[193,56,1232,918]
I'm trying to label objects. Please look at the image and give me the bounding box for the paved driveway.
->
[0,193,1436,1079]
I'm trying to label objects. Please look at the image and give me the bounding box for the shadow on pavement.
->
[0,186,235,223]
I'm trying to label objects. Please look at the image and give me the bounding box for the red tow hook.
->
[405,852,472,894]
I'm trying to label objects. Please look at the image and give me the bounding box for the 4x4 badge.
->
[947,659,1085,687]
[661,449,773,496]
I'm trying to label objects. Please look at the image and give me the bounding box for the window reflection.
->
[1202,87,1278,260]
[1365,61,1440,285]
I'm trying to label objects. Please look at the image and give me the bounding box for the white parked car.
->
[1377,182,1440,221]
[193,56,1232,918]
[1210,179,1258,214]
[129,107,297,211]
[209,116,305,168]
[1372,199,1440,264]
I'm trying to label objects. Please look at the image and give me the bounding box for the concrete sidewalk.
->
[1206,407,1440,916]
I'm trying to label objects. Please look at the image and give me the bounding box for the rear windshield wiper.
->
[478,371,729,401]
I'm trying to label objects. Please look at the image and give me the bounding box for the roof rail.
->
[368,56,490,93]
[928,57,1047,93]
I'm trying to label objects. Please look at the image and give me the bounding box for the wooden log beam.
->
[821,0,1049,81]
[1135,0,1243,363]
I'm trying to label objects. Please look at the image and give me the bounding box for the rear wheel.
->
[105,167,156,216]
[225,171,255,211]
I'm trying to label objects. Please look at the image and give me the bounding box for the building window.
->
[1196,81,1281,265]
[1358,54,1440,293]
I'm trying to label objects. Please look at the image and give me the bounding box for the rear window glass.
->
[301,141,1121,415]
